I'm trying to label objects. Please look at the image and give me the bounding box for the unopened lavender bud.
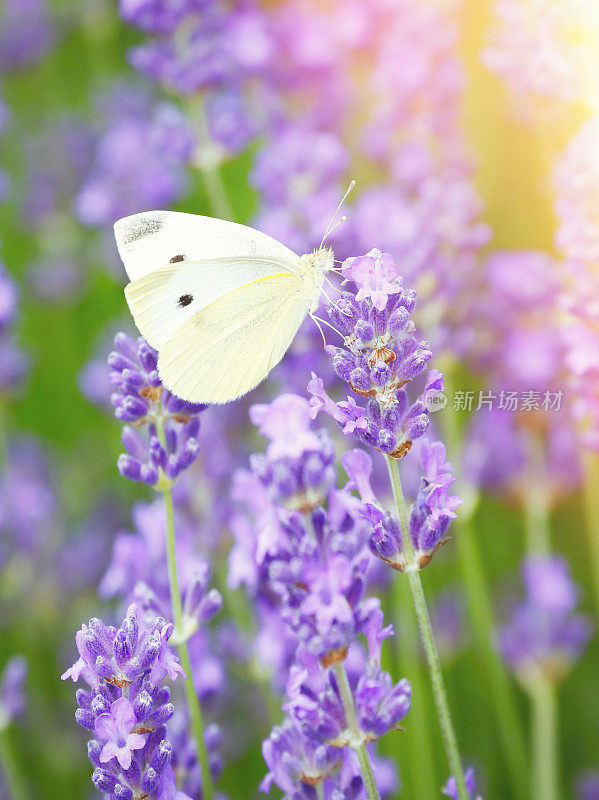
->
[114,784,134,800]
[75,708,96,730]
[133,690,153,721]
[149,740,172,774]
[92,768,118,793]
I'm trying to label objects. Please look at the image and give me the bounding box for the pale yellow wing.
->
[157,273,308,404]
[124,256,300,350]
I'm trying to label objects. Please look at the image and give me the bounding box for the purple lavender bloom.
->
[498,555,593,685]
[0,657,27,728]
[262,716,396,800]
[62,606,201,800]
[286,644,410,748]
[95,697,146,770]
[127,2,269,95]
[430,589,467,662]
[61,604,185,691]
[251,125,349,253]
[261,715,351,799]
[0,438,55,555]
[442,767,482,800]
[108,333,205,486]
[578,770,599,800]
[248,394,336,511]
[0,0,55,72]
[308,250,440,459]
[362,439,460,571]
[204,88,256,154]
[99,498,223,701]
[120,0,210,33]
[75,100,193,227]
[0,264,29,394]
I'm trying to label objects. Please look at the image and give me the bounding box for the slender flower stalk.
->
[391,576,438,799]
[0,656,28,800]
[523,435,552,555]
[453,511,529,797]
[530,676,559,800]
[583,451,599,618]
[332,662,381,800]
[188,95,234,222]
[160,462,214,800]
[385,455,470,800]
[0,729,28,800]
[521,469,557,800]
[441,366,529,800]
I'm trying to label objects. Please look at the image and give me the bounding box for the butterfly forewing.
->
[114,210,300,282]
[157,273,307,404]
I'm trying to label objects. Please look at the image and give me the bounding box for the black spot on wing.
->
[169,254,185,263]
[178,294,193,308]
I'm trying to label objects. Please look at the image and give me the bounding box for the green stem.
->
[523,434,551,555]
[529,677,559,800]
[391,576,438,799]
[188,96,234,221]
[162,487,214,800]
[440,370,529,800]
[583,451,599,619]
[385,456,469,800]
[0,728,28,800]
[332,662,381,800]
[454,515,529,795]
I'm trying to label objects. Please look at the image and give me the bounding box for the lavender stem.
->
[530,676,559,800]
[0,728,28,800]
[385,455,469,800]
[332,662,381,800]
[391,576,438,798]
[188,95,234,221]
[162,485,214,800]
[582,451,599,618]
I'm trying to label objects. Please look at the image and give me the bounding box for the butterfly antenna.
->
[311,313,345,342]
[310,314,328,348]
[320,282,353,318]
[319,179,356,249]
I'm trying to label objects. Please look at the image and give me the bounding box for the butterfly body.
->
[114,211,334,404]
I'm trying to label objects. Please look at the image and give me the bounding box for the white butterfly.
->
[113,210,336,404]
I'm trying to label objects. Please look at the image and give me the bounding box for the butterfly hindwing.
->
[124,256,300,350]
[157,273,307,404]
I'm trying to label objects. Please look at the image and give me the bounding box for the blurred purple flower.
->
[498,555,593,685]
[442,767,482,800]
[0,657,27,728]
[75,101,193,228]
[578,770,599,800]
[0,0,55,72]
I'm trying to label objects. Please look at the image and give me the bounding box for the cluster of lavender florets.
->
[230,394,411,799]
[309,249,443,460]
[62,605,188,800]
[109,333,205,486]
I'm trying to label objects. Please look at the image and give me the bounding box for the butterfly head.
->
[301,246,335,276]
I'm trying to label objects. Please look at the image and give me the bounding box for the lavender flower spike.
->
[308,249,439,460]
[62,606,195,800]
[0,656,27,730]
[499,555,593,686]
[443,767,482,800]
[109,333,205,486]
